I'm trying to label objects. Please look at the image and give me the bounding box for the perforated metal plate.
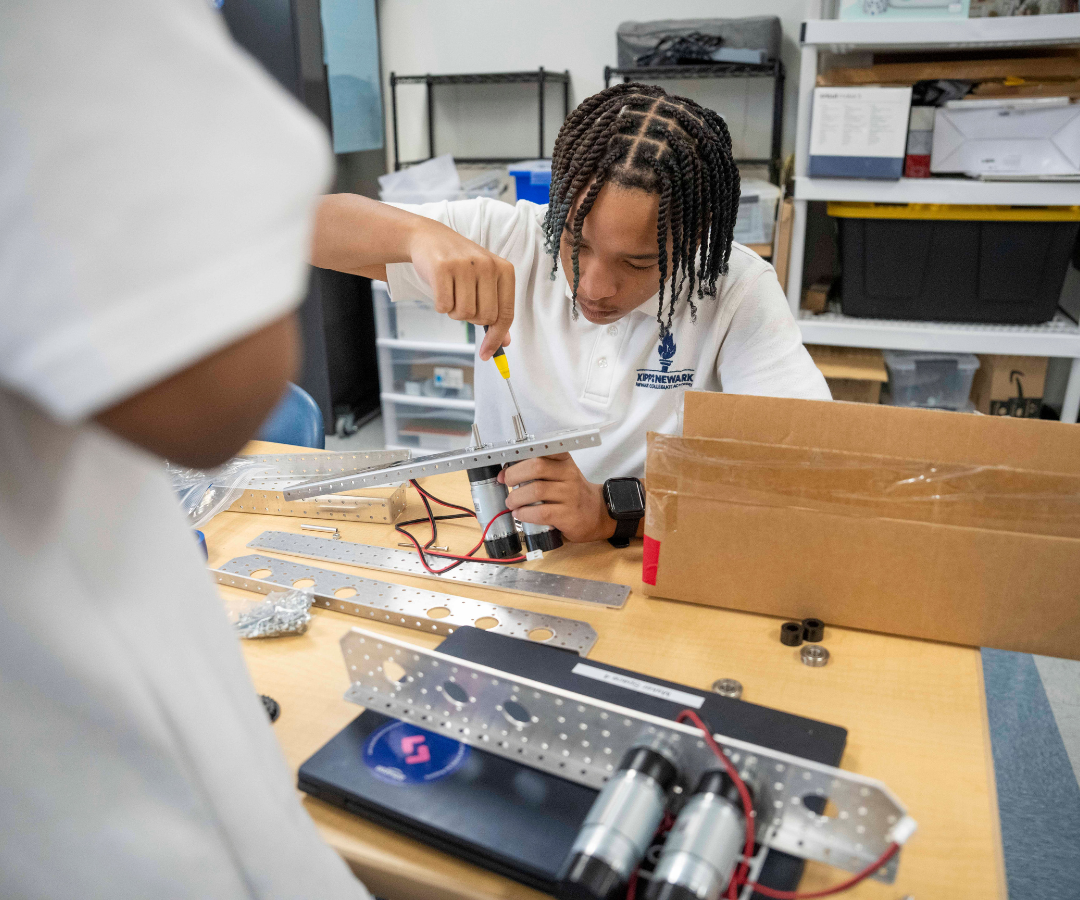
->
[214,555,598,655]
[230,451,411,522]
[281,428,602,499]
[247,531,630,609]
[341,628,915,882]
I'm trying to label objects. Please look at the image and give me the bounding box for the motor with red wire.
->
[395,479,526,576]
[557,708,902,900]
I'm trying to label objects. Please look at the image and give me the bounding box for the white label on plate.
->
[571,663,705,709]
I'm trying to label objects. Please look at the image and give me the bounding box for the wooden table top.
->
[206,441,1004,900]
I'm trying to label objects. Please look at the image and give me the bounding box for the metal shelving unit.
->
[787,3,1080,422]
[389,68,571,170]
[604,61,785,184]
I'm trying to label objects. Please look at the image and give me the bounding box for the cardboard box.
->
[931,99,1080,178]
[800,281,831,315]
[970,354,1047,418]
[809,87,912,180]
[643,392,1080,660]
[807,345,887,403]
[838,0,970,21]
[771,197,794,290]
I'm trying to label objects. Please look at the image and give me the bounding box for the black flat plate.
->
[300,627,847,895]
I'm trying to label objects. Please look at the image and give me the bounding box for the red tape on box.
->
[642,535,660,585]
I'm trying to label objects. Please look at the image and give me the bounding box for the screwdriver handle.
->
[483,325,511,379]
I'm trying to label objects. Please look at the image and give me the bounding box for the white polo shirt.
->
[387,198,829,482]
[1,2,369,898]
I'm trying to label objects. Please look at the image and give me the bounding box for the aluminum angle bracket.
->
[247,530,630,609]
[281,427,602,499]
[232,450,411,523]
[214,555,598,656]
[341,627,916,883]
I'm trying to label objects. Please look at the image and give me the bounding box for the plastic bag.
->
[167,457,272,528]
[228,589,314,639]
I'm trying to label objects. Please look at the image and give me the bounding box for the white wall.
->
[377,0,807,175]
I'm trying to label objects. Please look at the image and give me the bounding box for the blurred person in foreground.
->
[0,2,375,896]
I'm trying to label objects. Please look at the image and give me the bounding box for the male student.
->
[314,84,829,546]
[0,2,372,897]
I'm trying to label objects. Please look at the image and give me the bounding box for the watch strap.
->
[608,517,638,548]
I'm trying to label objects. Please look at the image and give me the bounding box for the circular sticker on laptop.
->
[363,720,469,786]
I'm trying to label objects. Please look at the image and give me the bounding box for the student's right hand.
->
[406,219,515,361]
[311,194,515,361]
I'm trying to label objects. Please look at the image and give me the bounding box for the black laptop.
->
[299,627,847,895]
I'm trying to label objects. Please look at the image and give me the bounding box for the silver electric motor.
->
[558,736,680,900]
[520,509,563,553]
[504,463,563,554]
[466,464,522,559]
[644,770,754,900]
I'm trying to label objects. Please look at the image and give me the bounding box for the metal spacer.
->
[801,645,830,667]
[712,678,743,699]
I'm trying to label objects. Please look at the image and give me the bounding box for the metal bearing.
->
[711,678,743,699]
[800,645,830,667]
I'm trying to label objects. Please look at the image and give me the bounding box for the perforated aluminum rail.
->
[213,555,598,656]
[231,450,411,523]
[280,428,602,500]
[341,628,916,883]
[247,531,630,609]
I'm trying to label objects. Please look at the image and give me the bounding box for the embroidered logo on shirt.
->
[636,334,695,390]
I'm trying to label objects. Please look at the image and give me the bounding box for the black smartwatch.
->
[603,477,645,548]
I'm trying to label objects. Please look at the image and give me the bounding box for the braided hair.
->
[542,83,741,337]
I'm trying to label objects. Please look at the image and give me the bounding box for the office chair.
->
[257,382,325,449]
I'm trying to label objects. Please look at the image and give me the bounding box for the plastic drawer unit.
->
[383,398,475,451]
[830,203,1080,325]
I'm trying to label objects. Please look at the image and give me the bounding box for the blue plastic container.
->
[508,159,551,205]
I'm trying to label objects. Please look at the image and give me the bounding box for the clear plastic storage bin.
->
[883,350,980,411]
[734,179,782,246]
[371,280,474,344]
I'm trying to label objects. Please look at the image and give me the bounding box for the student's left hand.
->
[499,454,617,544]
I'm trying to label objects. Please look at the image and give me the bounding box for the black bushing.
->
[780,621,803,647]
[802,618,825,643]
[261,694,280,723]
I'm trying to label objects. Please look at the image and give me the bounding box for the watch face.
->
[607,479,644,517]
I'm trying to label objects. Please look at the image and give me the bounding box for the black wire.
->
[398,479,527,571]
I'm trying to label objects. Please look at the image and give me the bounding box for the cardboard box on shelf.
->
[970,354,1047,418]
[807,345,887,403]
[642,391,1080,660]
[800,281,832,315]
[771,197,794,289]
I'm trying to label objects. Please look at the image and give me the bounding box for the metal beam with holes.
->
[246,531,630,609]
[341,627,917,883]
[280,428,602,499]
[212,555,599,656]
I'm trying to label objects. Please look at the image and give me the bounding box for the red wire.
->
[398,481,525,574]
[744,844,899,900]
[676,709,901,900]
[676,710,757,893]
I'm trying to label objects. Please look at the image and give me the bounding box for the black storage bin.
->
[830,203,1080,325]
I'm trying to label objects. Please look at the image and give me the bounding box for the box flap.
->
[682,392,1080,476]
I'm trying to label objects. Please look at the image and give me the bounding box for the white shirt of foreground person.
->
[0,3,369,899]
[386,198,830,482]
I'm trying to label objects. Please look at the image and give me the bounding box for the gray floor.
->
[325,414,386,452]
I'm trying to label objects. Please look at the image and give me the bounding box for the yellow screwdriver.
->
[484,326,528,438]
